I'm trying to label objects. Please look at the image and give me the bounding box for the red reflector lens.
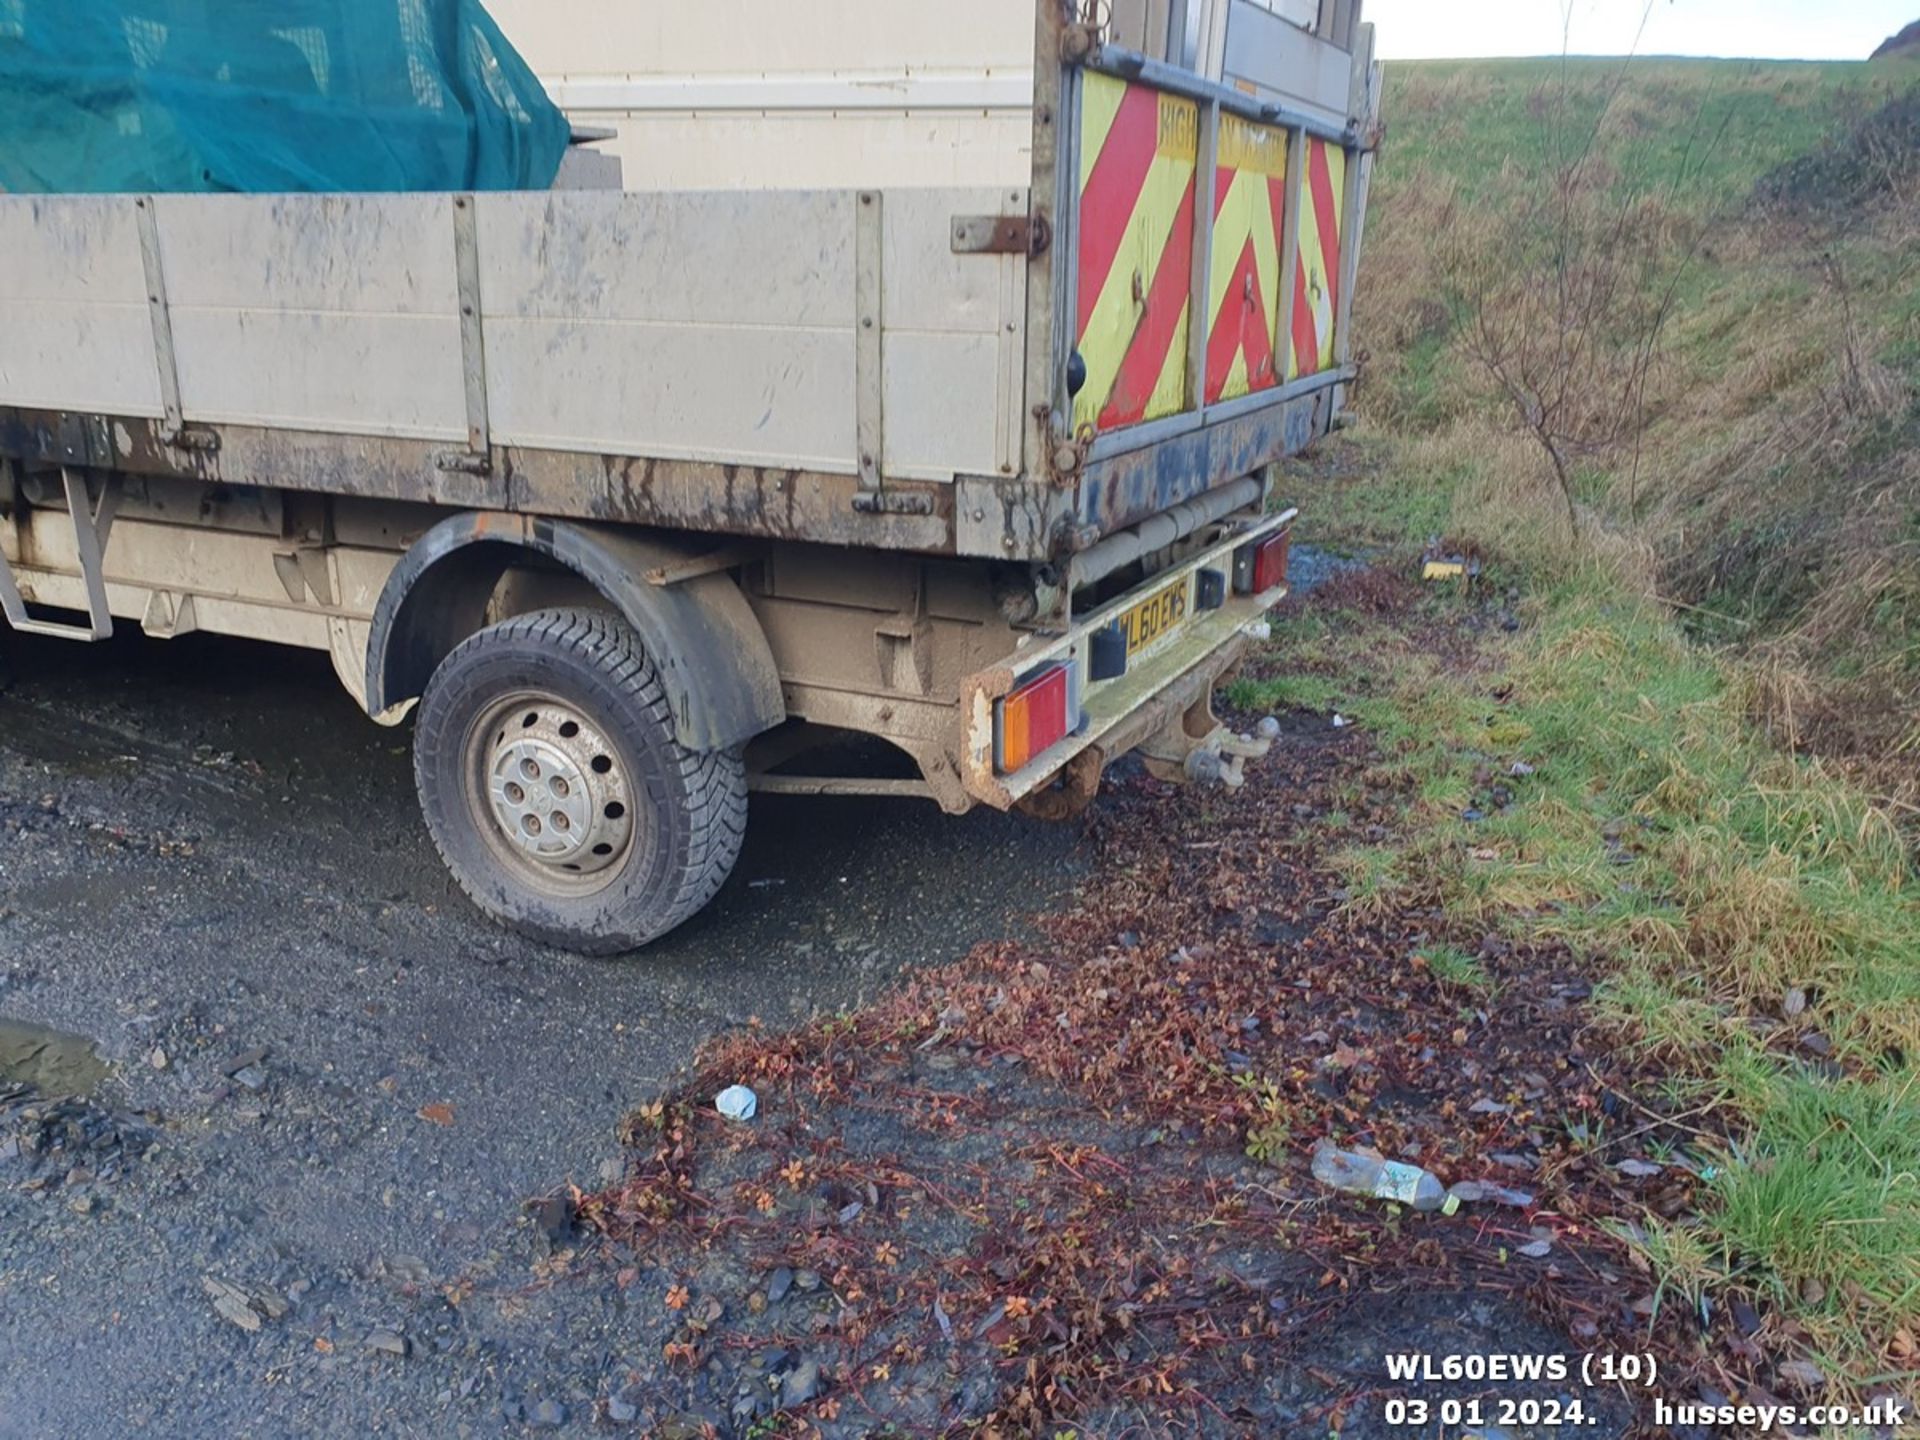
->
[994,662,1075,775]
[1235,530,1290,595]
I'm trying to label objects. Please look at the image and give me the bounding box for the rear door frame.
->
[1021,0,1379,525]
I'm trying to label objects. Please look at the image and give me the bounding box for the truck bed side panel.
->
[0,198,164,419]
[476,189,859,473]
[152,193,468,442]
[0,186,1028,492]
[474,187,1024,483]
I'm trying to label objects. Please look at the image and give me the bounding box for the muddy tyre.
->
[413,608,746,954]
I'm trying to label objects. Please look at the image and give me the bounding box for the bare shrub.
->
[1447,175,1682,535]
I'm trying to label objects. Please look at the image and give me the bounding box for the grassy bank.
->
[1237,508,1919,1395]
[1355,51,1920,810]
[1252,48,1920,1397]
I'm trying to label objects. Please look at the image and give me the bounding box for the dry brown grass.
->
[1335,58,1920,1389]
[1355,94,1920,831]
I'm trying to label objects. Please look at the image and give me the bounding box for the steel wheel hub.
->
[474,695,634,881]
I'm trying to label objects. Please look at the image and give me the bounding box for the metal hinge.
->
[433,449,492,476]
[950,213,1052,258]
[164,426,220,454]
[1059,21,1102,65]
[851,491,934,517]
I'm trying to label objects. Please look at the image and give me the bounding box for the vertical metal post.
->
[1186,98,1220,416]
[1333,16,1376,368]
[1168,0,1203,68]
[1022,1,1073,486]
[133,196,186,440]
[450,195,491,460]
[1052,69,1083,443]
[1197,0,1229,82]
[1273,126,1307,382]
[854,190,886,495]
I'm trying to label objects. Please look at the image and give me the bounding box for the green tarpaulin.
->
[0,0,569,193]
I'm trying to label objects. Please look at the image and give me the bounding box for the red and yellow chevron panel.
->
[1073,72,1198,435]
[1205,112,1289,404]
[1287,135,1347,379]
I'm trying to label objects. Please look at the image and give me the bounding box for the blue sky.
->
[1367,0,1915,60]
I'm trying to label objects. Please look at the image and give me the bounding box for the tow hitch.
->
[1178,729,1276,789]
[1138,691,1282,790]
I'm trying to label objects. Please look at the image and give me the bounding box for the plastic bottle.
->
[1312,1140,1458,1213]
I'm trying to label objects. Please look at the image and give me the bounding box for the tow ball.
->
[1179,729,1276,789]
[1138,688,1281,790]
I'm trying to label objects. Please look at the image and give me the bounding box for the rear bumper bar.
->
[958,505,1293,808]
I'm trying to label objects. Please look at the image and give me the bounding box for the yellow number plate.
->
[1118,576,1191,659]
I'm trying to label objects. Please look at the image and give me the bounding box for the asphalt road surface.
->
[0,626,1087,1437]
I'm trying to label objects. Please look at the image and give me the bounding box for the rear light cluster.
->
[1234,529,1290,596]
[993,660,1082,775]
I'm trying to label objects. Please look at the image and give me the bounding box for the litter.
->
[714,1085,758,1121]
[1447,1180,1535,1208]
[1312,1141,1458,1214]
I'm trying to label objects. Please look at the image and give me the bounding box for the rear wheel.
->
[413,608,746,953]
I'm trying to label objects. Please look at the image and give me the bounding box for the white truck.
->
[0,0,1381,952]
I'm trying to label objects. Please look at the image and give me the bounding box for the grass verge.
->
[1268,455,1920,1396]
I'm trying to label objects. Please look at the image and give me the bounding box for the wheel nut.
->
[505,782,525,804]
[551,812,570,831]
[522,814,542,835]
[521,758,541,781]
[550,776,570,798]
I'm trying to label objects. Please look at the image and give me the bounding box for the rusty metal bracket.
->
[1014,745,1103,821]
[1047,425,1091,489]
[643,542,762,587]
[950,213,1052,258]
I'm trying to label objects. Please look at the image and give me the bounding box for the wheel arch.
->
[365,512,784,752]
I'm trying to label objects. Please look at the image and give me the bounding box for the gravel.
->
[0,627,1085,1437]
